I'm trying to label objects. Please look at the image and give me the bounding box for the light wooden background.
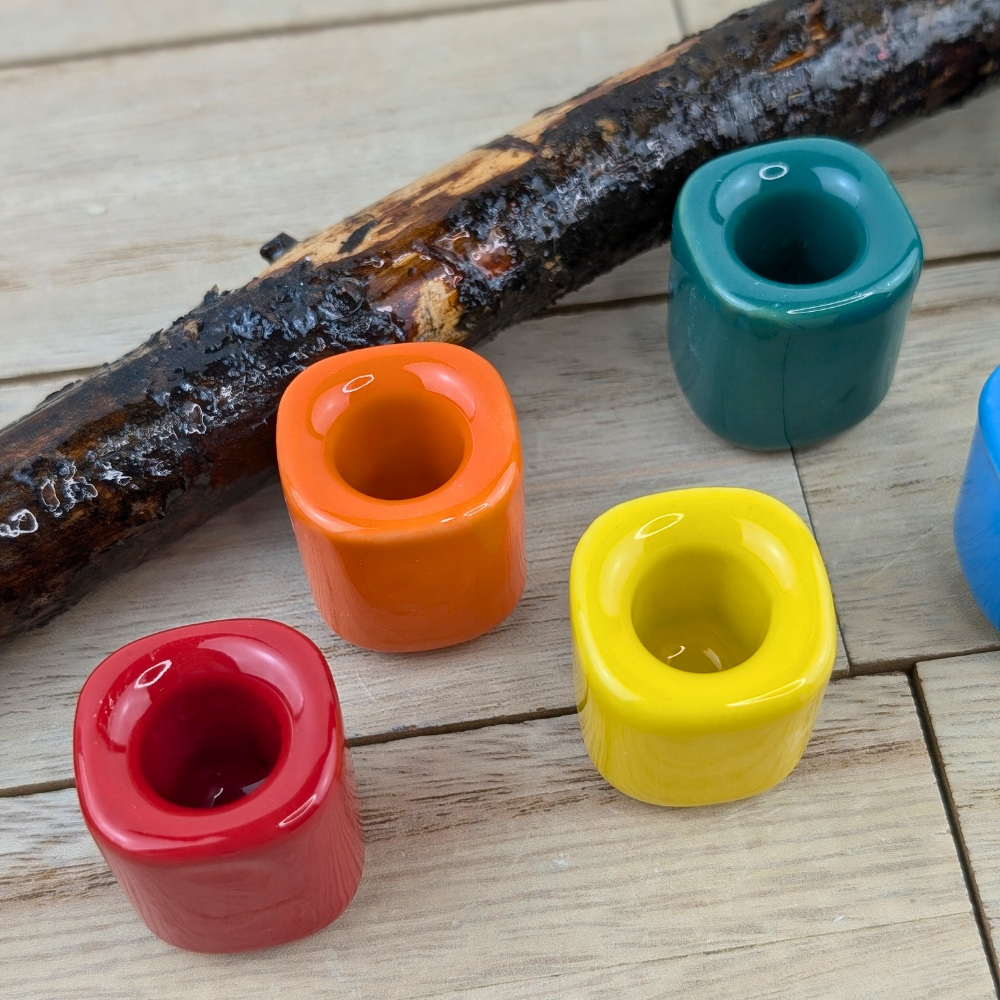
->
[4,0,1000,995]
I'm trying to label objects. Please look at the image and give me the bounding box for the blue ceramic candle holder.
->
[955,366,1000,630]
[668,137,922,450]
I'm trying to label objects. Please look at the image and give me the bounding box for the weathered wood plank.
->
[0,299,845,793]
[0,0,571,67]
[426,922,994,1000]
[917,651,1000,963]
[794,259,1000,668]
[0,676,991,998]
[6,0,1000,381]
[866,92,1000,263]
[0,0,681,381]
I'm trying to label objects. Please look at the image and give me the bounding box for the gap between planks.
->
[844,644,1000,678]
[0,668,888,800]
[6,246,1000,396]
[790,445,854,670]
[669,0,690,37]
[910,665,1000,994]
[0,0,584,73]
[0,0,685,381]
[0,705,578,798]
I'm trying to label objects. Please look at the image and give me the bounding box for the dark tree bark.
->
[2,0,1000,640]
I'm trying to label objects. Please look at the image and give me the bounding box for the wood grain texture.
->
[426,922,994,1000]
[0,0,572,67]
[917,651,1000,962]
[793,259,1000,668]
[5,0,1000,386]
[867,88,1000,262]
[0,299,846,793]
[0,676,991,998]
[0,0,681,381]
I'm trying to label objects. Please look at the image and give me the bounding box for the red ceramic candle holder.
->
[276,342,526,652]
[73,618,364,953]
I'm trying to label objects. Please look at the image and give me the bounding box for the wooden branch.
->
[2,0,1000,641]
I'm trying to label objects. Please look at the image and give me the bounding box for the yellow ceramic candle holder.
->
[569,488,836,807]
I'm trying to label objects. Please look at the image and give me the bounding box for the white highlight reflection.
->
[135,659,172,689]
[342,374,374,393]
[279,793,319,828]
[635,513,684,539]
[759,163,789,181]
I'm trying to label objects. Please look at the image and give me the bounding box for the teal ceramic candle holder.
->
[668,137,922,450]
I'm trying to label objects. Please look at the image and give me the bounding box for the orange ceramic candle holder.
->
[277,343,525,652]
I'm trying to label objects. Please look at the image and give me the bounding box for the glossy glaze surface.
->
[73,618,364,952]
[668,137,922,450]
[570,488,837,806]
[277,342,525,652]
[955,366,1000,630]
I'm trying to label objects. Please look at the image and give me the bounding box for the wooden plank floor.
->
[0,0,681,379]
[794,259,1000,669]
[3,0,1000,995]
[0,298,849,793]
[0,0,582,67]
[1,679,995,998]
[918,653,1000,973]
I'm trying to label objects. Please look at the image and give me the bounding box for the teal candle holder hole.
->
[727,186,868,286]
